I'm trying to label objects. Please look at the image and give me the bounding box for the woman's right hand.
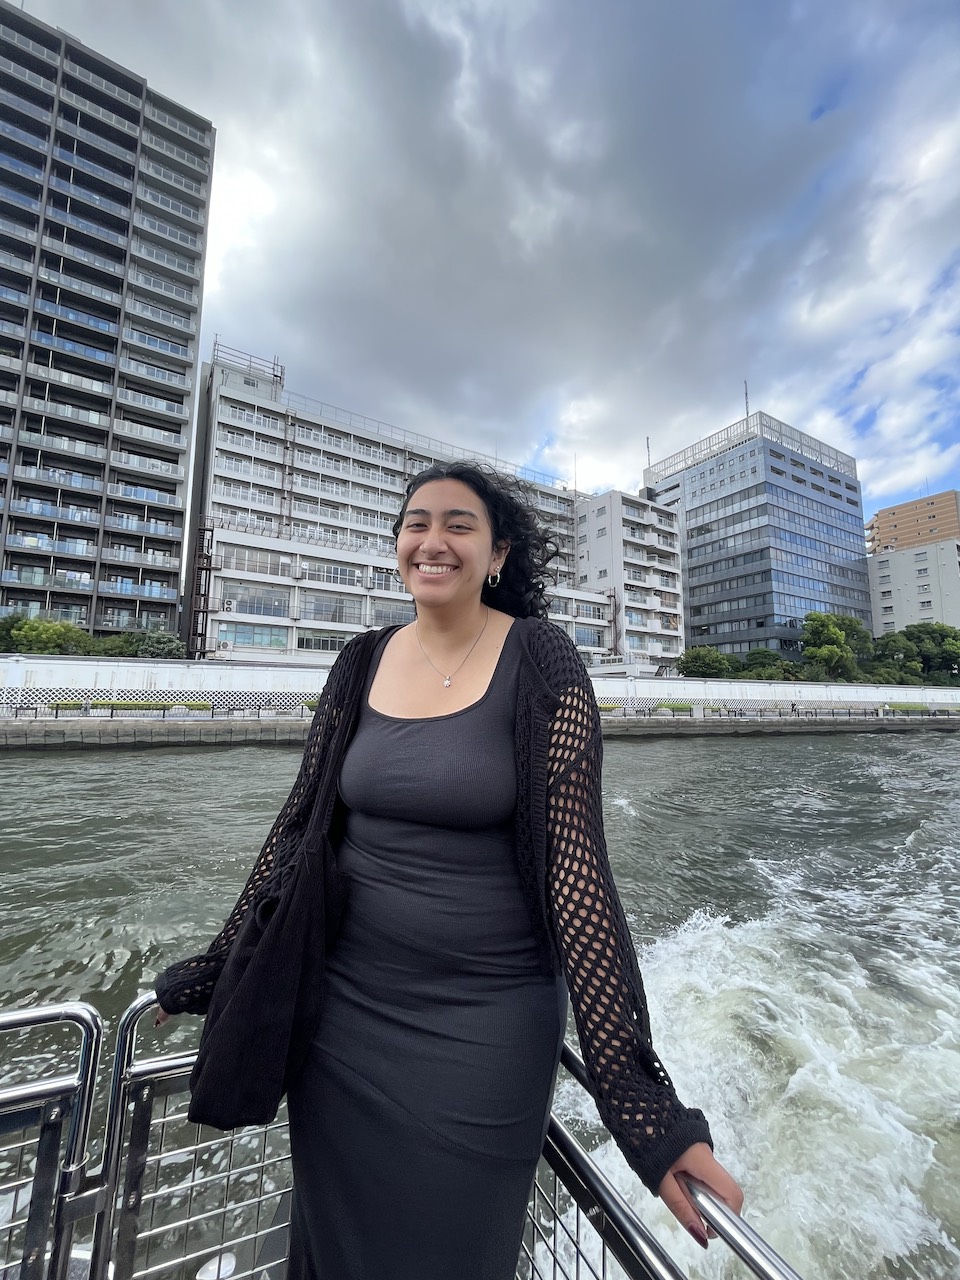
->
[154,1007,171,1027]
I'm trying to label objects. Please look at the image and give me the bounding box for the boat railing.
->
[1,997,806,1280]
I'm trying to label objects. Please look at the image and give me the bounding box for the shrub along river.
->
[1,735,959,1279]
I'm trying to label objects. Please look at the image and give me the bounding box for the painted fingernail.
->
[687,1224,709,1249]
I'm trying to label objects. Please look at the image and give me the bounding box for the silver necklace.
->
[415,608,490,687]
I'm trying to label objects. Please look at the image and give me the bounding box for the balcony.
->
[0,316,25,338]
[116,387,187,420]
[0,23,60,66]
[0,602,88,625]
[1,568,94,592]
[0,149,43,182]
[103,514,181,538]
[42,234,125,277]
[52,144,133,192]
[15,464,104,493]
[0,180,40,212]
[126,298,196,335]
[128,268,196,306]
[45,204,128,247]
[0,214,36,245]
[62,59,142,110]
[144,103,211,148]
[0,423,14,442]
[138,157,206,200]
[120,357,189,389]
[31,331,116,365]
[141,131,210,175]
[18,429,107,461]
[0,280,29,307]
[130,239,198,280]
[107,481,182,507]
[55,117,136,165]
[101,546,180,570]
[37,264,123,306]
[58,88,140,138]
[34,298,119,335]
[112,419,186,453]
[21,396,110,426]
[133,212,200,254]
[25,362,112,397]
[48,174,130,220]
[6,533,97,556]
[95,610,171,631]
[8,498,100,524]
[122,327,192,362]
[0,54,55,96]
[97,579,178,601]
[110,449,184,480]
[0,84,51,124]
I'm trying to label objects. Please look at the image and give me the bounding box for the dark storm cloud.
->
[28,0,960,503]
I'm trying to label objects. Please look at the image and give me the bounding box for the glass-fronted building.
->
[645,411,871,655]
[0,0,213,641]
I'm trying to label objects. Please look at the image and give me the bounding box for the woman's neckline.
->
[365,619,517,722]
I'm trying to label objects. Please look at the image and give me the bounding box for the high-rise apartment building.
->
[0,1,213,640]
[866,490,960,555]
[868,538,960,634]
[188,345,615,666]
[645,411,871,656]
[574,488,682,674]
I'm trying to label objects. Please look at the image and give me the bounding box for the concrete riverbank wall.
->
[4,652,960,714]
[3,711,959,751]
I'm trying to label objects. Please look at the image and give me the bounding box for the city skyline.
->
[22,0,960,515]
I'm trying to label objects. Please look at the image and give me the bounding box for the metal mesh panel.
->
[518,1159,628,1280]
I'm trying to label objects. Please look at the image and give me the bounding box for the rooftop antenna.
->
[646,436,651,468]
[744,380,750,420]
[573,452,577,496]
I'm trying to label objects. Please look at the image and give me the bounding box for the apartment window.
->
[595,505,606,516]
[597,568,607,579]
[829,491,841,500]
[596,527,606,537]
[812,483,825,493]
[883,622,896,631]
[920,601,933,610]
[791,458,805,469]
[879,575,891,583]
[917,585,931,594]
[810,467,823,477]
[770,450,785,460]
[218,622,288,648]
[881,606,894,615]
[917,568,929,577]
[577,535,587,545]
[878,560,889,568]
[914,551,928,560]
[577,514,586,524]
[880,590,892,598]
[297,633,349,652]
[771,467,786,477]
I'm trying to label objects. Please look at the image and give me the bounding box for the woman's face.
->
[396,478,505,611]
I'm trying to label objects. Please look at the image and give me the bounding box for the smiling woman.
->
[155,461,742,1280]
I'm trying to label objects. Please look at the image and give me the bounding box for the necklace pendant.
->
[443,676,452,688]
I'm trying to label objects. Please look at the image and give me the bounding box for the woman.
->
[156,461,742,1279]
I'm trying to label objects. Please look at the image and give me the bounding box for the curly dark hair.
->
[392,461,559,620]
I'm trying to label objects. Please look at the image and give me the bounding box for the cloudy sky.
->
[26,0,960,513]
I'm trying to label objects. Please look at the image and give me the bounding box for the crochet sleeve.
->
[546,670,713,1194]
[154,638,362,1016]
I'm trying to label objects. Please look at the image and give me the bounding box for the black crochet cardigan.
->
[156,617,712,1193]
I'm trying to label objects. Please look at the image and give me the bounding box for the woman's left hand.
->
[657,1142,743,1249]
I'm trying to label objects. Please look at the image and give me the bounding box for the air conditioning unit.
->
[223,599,234,612]
[219,640,232,651]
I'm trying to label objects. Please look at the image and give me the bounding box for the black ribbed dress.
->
[286,624,568,1280]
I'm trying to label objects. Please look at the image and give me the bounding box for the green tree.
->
[93,629,146,657]
[676,646,729,677]
[11,619,93,655]
[136,631,186,659]
[0,611,27,653]
[800,612,858,680]
[902,622,960,679]
[834,615,875,665]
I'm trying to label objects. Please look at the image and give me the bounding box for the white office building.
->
[869,539,960,634]
[188,345,617,666]
[574,489,682,675]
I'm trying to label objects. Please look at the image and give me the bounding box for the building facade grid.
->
[0,0,213,641]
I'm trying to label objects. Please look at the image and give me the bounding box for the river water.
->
[1,735,958,1279]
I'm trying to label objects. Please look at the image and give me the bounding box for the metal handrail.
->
[682,1178,804,1280]
[560,1044,806,1280]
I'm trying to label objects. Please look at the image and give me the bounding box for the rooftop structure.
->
[866,489,960,555]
